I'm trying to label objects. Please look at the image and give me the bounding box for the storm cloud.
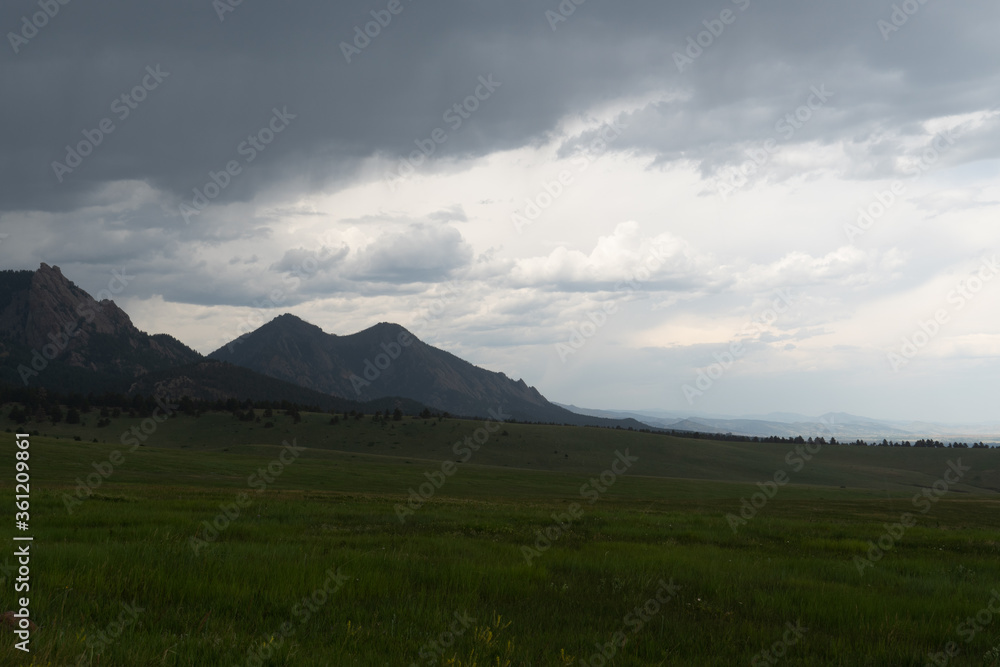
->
[2,0,998,421]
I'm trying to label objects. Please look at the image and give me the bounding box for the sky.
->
[1,0,999,423]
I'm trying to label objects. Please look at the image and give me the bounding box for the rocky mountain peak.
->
[0,263,200,380]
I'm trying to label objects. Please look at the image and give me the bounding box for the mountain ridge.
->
[209,313,644,426]
[0,264,201,390]
[0,265,647,428]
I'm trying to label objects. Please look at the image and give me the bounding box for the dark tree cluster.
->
[0,384,331,429]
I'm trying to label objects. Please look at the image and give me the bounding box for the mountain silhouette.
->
[210,314,645,425]
[0,265,647,427]
[0,264,199,391]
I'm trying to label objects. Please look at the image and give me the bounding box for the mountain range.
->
[3,263,994,441]
[555,404,1000,444]
[207,314,608,424]
[0,264,645,428]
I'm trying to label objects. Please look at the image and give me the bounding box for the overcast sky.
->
[2,0,999,423]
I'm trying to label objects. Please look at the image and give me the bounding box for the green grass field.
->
[2,409,1000,665]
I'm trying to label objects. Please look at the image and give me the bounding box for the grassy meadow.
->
[1,409,1000,665]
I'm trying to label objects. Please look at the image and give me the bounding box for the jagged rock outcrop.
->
[0,264,200,383]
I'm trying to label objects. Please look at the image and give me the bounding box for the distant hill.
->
[663,419,726,434]
[209,314,647,427]
[555,403,1000,443]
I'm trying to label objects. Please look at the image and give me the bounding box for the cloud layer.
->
[2,0,999,421]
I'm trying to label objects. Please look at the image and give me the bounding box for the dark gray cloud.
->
[4,0,996,218]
